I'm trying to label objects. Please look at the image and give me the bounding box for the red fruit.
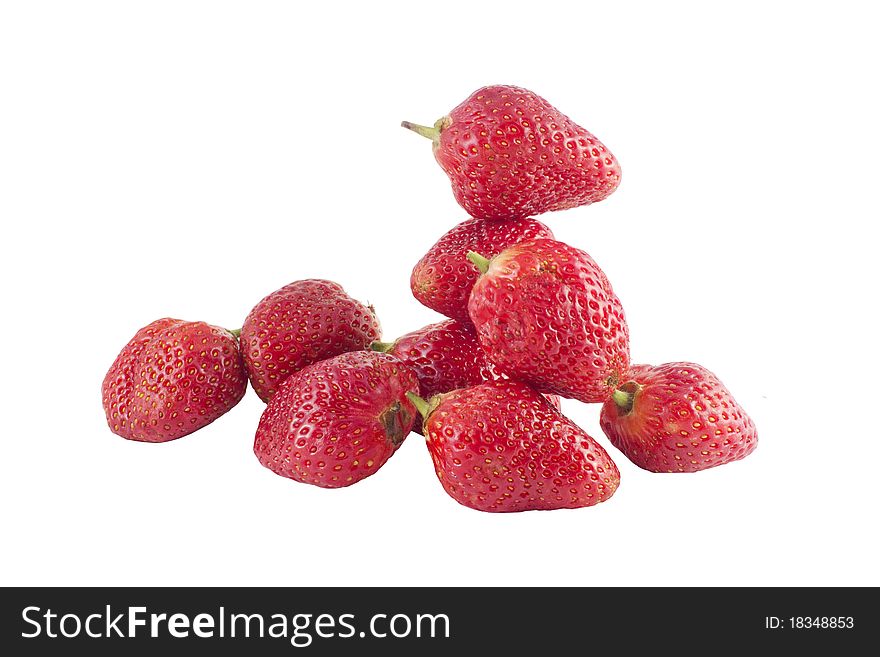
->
[371,319,560,435]
[467,238,630,403]
[402,85,621,221]
[102,318,247,443]
[253,351,419,488]
[600,362,758,473]
[409,380,619,512]
[241,279,381,402]
[370,319,497,399]
[411,216,553,322]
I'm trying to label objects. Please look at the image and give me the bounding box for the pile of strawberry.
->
[102,85,757,513]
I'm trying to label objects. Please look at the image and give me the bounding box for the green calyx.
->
[466,251,491,274]
[227,328,242,339]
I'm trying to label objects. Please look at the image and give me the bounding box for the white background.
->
[1,1,878,587]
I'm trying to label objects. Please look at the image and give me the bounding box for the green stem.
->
[611,388,633,410]
[370,340,395,353]
[228,328,241,338]
[400,121,440,140]
[406,392,432,420]
[466,251,491,274]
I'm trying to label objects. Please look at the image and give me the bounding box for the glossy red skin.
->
[430,85,621,220]
[378,319,560,436]
[600,362,758,473]
[411,217,553,323]
[253,351,419,488]
[379,319,497,398]
[102,318,247,443]
[241,279,381,402]
[423,380,619,512]
[468,239,630,403]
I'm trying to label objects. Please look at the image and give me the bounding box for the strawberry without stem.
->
[370,319,496,399]
[253,351,418,488]
[467,238,630,403]
[102,318,247,443]
[600,362,758,473]
[241,279,381,402]
[408,380,619,513]
[411,216,553,323]
[372,319,561,435]
[402,85,620,221]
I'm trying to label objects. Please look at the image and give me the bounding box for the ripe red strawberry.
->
[467,238,630,403]
[408,380,619,512]
[600,362,758,473]
[370,319,497,398]
[253,351,418,488]
[373,319,561,435]
[411,216,553,322]
[402,85,621,221]
[102,318,247,443]
[241,279,381,402]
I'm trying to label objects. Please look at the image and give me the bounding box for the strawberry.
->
[371,319,560,435]
[407,380,619,512]
[102,318,247,443]
[467,238,630,403]
[370,319,497,399]
[253,351,419,488]
[411,216,553,322]
[241,279,381,402]
[402,84,621,220]
[600,362,758,473]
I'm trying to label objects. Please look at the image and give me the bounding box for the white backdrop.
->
[1,1,877,587]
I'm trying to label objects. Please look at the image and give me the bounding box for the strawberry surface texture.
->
[411,216,553,322]
[600,362,758,473]
[468,238,630,403]
[415,380,619,512]
[375,319,561,436]
[241,279,381,402]
[403,85,621,220]
[253,350,419,488]
[371,319,497,399]
[102,318,247,443]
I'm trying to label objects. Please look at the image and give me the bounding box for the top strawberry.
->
[402,85,621,220]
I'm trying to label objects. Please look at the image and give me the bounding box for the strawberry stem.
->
[466,251,491,274]
[406,392,432,420]
[370,340,395,353]
[228,328,241,338]
[611,389,631,408]
[401,117,450,145]
[400,121,439,140]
